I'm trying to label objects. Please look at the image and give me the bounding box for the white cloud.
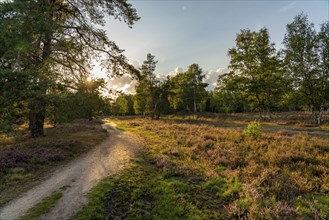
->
[160,66,228,91]
[128,58,141,69]
[182,6,187,11]
[166,66,184,78]
[105,58,140,94]
[279,1,296,12]
[175,67,183,74]
[107,74,137,94]
[204,68,229,91]
[106,66,229,95]
[155,73,168,82]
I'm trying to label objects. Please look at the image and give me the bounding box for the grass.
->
[19,190,63,220]
[78,114,329,219]
[77,157,214,220]
[0,119,107,206]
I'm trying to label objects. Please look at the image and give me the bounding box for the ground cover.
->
[79,114,329,219]
[0,120,107,206]
[19,190,63,220]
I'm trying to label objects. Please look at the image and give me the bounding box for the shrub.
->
[244,121,262,138]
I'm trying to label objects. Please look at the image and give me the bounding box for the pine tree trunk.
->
[311,102,324,125]
[28,28,52,137]
[312,105,324,125]
[29,98,46,138]
[193,87,197,113]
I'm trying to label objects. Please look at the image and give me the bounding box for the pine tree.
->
[0,0,139,136]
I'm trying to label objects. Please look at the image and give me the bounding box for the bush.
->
[244,121,262,138]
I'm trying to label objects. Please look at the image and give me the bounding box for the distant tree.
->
[227,28,285,120]
[125,94,136,115]
[187,64,209,112]
[213,73,245,113]
[283,13,328,124]
[0,70,32,129]
[47,78,108,124]
[318,21,329,113]
[0,0,139,137]
[168,72,191,111]
[154,78,172,118]
[113,94,129,116]
[209,91,221,113]
[134,53,166,119]
[169,64,208,112]
[134,79,149,117]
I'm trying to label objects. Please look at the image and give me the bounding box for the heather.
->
[0,120,107,205]
[80,116,329,219]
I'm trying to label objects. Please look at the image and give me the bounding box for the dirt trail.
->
[0,122,142,220]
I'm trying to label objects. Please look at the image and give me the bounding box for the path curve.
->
[0,122,142,220]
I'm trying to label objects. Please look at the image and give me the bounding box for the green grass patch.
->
[19,190,63,220]
[294,194,329,219]
[76,156,224,219]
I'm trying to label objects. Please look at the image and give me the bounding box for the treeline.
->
[0,73,112,129]
[112,13,329,124]
[1,10,328,136]
[112,56,208,118]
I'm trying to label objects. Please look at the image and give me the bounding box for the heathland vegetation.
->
[0,0,328,219]
[77,115,329,219]
[0,120,107,206]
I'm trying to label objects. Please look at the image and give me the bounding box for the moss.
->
[77,156,218,219]
[295,194,329,219]
[19,190,63,220]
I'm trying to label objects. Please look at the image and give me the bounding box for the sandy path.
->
[0,122,142,220]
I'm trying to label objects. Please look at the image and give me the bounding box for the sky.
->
[93,0,329,93]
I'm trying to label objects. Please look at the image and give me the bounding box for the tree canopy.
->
[224,28,285,119]
[283,13,329,124]
[0,0,139,136]
[1,8,328,128]
[169,64,208,112]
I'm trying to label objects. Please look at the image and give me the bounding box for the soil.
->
[0,122,143,220]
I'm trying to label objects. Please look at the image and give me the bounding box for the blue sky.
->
[98,0,328,93]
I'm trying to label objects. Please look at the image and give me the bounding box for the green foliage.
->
[168,64,208,112]
[212,77,247,113]
[76,180,113,220]
[46,79,110,124]
[134,79,151,115]
[134,53,158,117]
[77,160,191,220]
[0,0,139,136]
[244,121,262,137]
[112,94,129,115]
[225,28,285,119]
[134,53,171,119]
[294,194,329,219]
[0,70,33,129]
[283,13,329,124]
[204,176,242,199]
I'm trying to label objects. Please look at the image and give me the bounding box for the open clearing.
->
[77,115,328,219]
